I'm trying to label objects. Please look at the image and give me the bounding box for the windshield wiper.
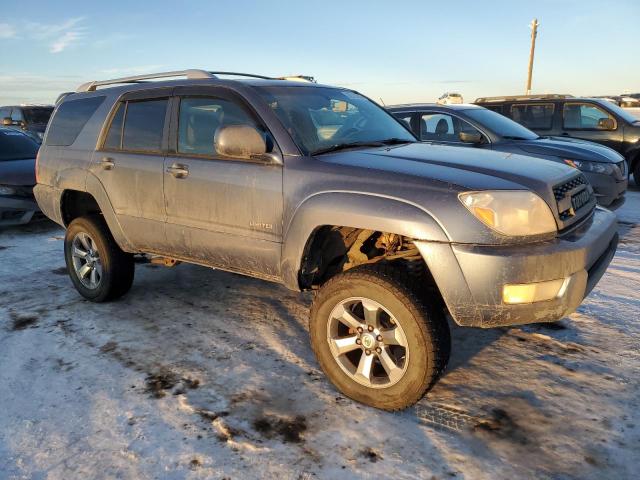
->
[311,138,414,156]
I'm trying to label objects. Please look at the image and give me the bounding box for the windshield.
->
[256,86,415,154]
[593,99,639,124]
[0,129,39,161]
[22,107,54,124]
[464,107,539,140]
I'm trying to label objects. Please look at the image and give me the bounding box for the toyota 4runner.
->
[35,70,618,410]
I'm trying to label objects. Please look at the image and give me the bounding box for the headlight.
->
[563,159,613,174]
[0,186,17,196]
[459,191,557,236]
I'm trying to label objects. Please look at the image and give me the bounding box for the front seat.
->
[435,118,449,138]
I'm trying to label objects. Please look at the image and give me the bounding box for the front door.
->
[560,102,624,152]
[90,90,171,251]
[163,88,283,279]
[418,112,488,148]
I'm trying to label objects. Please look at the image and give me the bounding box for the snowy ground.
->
[1,189,639,480]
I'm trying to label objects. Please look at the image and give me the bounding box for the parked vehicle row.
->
[0,104,54,142]
[0,127,40,226]
[474,94,640,185]
[388,103,627,207]
[32,70,619,410]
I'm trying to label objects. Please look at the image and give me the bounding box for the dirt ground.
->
[1,190,639,480]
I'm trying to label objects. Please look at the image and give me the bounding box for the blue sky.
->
[1,0,638,105]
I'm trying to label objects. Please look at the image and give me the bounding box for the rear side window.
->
[483,105,503,114]
[510,103,554,130]
[103,99,168,152]
[46,96,106,146]
[123,100,167,152]
[104,103,125,149]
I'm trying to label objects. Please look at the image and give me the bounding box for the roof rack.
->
[76,69,217,92]
[76,69,318,93]
[475,94,574,103]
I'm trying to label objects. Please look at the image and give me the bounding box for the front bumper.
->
[415,208,618,328]
[584,172,627,208]
[0,196,39,227]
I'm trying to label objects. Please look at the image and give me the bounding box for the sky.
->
[1,0,639,106]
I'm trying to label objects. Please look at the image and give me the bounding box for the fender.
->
[280,191,450,290]
[84,173,136,252]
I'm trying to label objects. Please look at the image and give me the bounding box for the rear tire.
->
[309,264,450,411]
[64,215,134,302]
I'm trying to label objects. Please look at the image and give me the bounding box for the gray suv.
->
[35,70,618,410]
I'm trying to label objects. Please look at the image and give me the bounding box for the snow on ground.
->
[1,190,639,480]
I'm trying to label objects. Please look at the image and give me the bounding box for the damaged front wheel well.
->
[298,226,435,290]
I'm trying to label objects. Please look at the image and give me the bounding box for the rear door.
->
[90,88,171,251]
[162,86,283,279]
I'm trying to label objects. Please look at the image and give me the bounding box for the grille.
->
[553,174,593,222]
[553,174,588,201]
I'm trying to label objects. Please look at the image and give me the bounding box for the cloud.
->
[27,17,87,53]
[50,30,83,53]
[0,23,16,38]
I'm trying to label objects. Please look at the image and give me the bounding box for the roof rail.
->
[208,71,274,80]
[76,69,216,92]
[475,94,574,103]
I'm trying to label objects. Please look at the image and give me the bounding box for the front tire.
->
[64,215,134,302]
[309,264,450,411]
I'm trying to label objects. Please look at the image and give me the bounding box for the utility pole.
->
[526,18,539,95]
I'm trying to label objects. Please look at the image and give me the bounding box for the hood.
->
[0,158,36,186]
[319,142,576,199]
[513,137,624,163]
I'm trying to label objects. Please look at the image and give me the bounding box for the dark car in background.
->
[473,95,640,185]
[0,104,54,143]
[0,126,39,226]
[388,103,627,207]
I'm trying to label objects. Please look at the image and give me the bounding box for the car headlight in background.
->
[0,186,17,196]
[563,158,614,175]
[459,191,557,236]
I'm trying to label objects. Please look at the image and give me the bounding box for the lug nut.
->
[356,338,362,345]
[376,335,383,342]
[375,347,382,354]
[357,326,364,333]
[367,325,374,332]
[365,349,372,355]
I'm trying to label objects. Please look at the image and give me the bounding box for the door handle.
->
[101,157,115,170]
[167,163,189,178]
[560,132,570,136]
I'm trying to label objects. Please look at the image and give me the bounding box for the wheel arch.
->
[61,174,135,252]
[280,192,450,290]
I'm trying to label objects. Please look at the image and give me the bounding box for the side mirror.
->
[597,118,616,130]
[214,125,267,160]
[2,117,12,126]
[459,131,483,144]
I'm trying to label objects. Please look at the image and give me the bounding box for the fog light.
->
[502,278,567,304]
